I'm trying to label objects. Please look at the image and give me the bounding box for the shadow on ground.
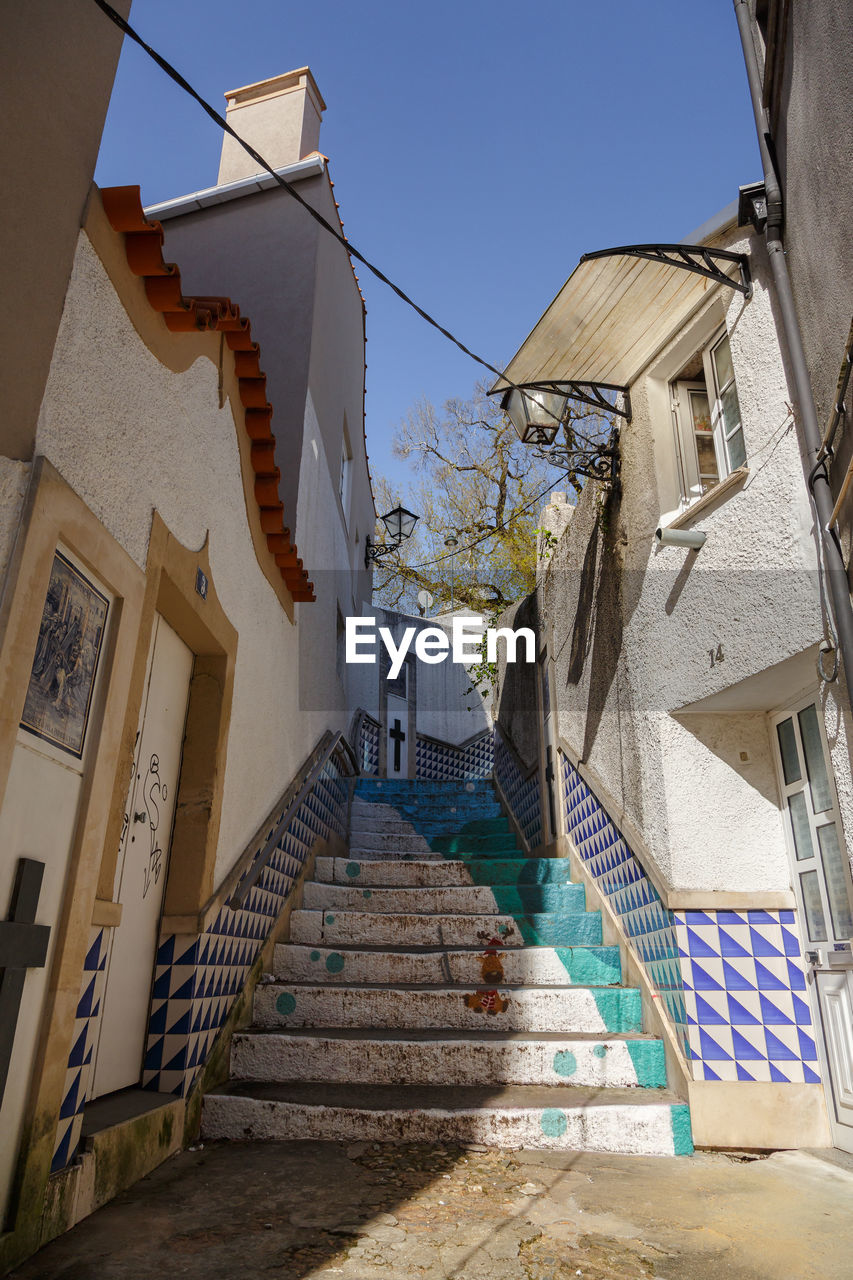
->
[11,1139,853,1280]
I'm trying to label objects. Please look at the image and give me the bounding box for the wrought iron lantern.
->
[500,386,568,446]
[365,505,419,567]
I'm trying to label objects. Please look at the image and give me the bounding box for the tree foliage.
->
[371,383,616,615]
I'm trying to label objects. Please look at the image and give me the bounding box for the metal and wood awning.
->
[490,244,751,420]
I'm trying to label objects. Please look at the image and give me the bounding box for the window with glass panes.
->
[774,700,853,945]
[670,329,746,506]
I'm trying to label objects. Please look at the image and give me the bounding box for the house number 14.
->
[709,644,725,668]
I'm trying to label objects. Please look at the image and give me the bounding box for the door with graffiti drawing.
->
[92,615,193,1098]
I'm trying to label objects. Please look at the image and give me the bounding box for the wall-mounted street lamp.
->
[500,386,567,446]
[365,505,419,568]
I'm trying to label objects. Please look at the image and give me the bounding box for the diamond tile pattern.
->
[559,753,819,1084]
[494,733,542,849]
[51,927,107,1173]
[140,760,348,1098]
[358,713,492,780]
[415,732,493,780]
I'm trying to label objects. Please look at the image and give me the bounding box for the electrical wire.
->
[92,0,517,392]
[399,472,571,571]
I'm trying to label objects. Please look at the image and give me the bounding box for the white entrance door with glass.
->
[773,696,853,1150]
[91,615,193,1098]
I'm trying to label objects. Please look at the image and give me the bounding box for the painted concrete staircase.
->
[203,778,692,1155]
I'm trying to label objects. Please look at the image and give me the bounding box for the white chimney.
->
[217,67,326,186]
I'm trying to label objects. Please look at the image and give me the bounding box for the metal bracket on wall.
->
[580,243,752,297]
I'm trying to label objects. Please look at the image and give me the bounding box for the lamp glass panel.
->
[397,508,418,539]
[380,509,402,540]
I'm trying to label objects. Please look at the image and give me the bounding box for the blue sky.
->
[95,0,760,489]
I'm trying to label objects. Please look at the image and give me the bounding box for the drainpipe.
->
[733,0,853,712]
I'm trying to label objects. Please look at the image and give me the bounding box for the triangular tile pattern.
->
[675,910,819,1083]
[494,735,542,849]
[559,756,688,1056]
[358,716,380,776]
[141,760,348,1098]
[51,926,107,1173]
[415,732,494,781]
[558,754,819,1086]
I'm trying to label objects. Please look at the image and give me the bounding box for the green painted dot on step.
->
[593,1044,608,1059]
[276,992,297,1016]
[325,914,336,925]
[553,1051,577,1078]
[345,862,361,878]
[309,950,321,962]
[540,1108,567,1138]
[362,889,372,899]
[325,952,345,974]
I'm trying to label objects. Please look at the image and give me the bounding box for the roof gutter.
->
[733,0,853,708]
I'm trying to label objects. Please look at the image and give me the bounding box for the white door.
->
[92,616,193,1097]
[772,695,853,1150]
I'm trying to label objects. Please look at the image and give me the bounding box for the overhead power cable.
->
[92,0,516,390]
[401,472,570,572]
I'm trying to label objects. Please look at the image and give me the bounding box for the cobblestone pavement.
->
[12,1140,853,1280]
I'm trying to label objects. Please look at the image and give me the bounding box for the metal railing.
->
[228,729,358,910]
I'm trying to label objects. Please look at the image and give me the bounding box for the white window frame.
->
[670,327,746,509]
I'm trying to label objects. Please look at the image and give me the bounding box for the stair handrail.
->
[228,729,359,910]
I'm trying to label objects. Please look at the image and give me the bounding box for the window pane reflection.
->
[798,704,832,813]
[800,869,828,941]
[817,823,853,938]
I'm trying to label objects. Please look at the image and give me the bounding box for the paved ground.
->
[13,1140,853,1280]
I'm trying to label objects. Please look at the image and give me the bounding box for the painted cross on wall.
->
[0,859,50,1106]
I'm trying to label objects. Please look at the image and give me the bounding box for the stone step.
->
[314,857,575,887]
[274,943,622,987]
[355,780,495,796]
[349,830,519,853]
[429,833,519,854]
[232,1029,667,1089]
[349,814,510,837]
[201,1082,693,1156]
[301,882,586,916]
[289,908,603,948]
[254,983,642,1033]
[351,797,502,818]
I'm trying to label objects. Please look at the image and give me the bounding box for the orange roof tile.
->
[100,185,315,603]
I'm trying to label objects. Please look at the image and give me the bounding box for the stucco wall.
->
[0,0,129,461]
[35,230,351,883]
[0,458,31,588]
[497,222,853,894]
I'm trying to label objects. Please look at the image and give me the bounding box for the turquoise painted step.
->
[409,818,512,836]
[257,983,644,1034]
[302,883,586,915]
[361,804,505,821]
[290,908,603,948]
[324,858,576,887]
[275,943,623,988]
[430,833,519,853]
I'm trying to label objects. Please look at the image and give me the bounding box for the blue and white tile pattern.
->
[558,752,819,1085]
